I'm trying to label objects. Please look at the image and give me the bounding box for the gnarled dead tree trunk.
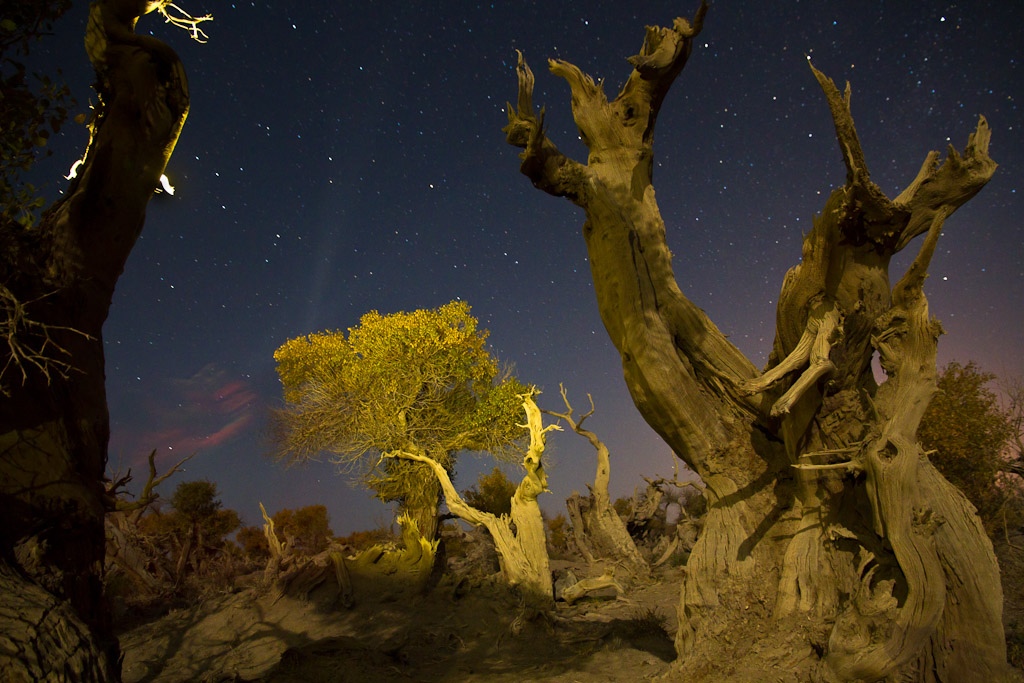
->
[543,384,649,581]
[388,394,558,608]
[0,2,197,678]
[328,512,437,599]
[505,4,1008,680]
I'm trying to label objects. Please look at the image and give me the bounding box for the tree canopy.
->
[919,361,1019,531]
[143,480,240,544]
[270,504,333,555]
[171,480,223,522]
[272,300,529,536]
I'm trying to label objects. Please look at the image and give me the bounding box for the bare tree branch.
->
[109,449,198,515]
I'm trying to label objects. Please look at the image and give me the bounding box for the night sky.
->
[26,2,1023,535]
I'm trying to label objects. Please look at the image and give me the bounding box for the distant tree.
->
[236,525,270,560]
[123,479,240,594]
[463,467,517,518]
[1000,374,1024,480]
[166,480,240,580]
[545,513,570,556]
[172,480,222,520]
[919,362,1019,532]
[272,301,529,542]
[272,505,333,556]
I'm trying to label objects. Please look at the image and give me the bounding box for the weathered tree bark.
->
[343,511,438,596]
[559,571,625,605]
[0,1,192,678]
[260,501,288,579]
[0,560,110,682]
[105,515,171,594]
[388,394,558,607]
[368,453,445,543]
[543,384,649,580]
[104,449,194,594]
[622,478,666,545]
[505,4,1009,679]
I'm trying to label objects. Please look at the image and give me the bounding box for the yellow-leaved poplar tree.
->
[272,301,529,540]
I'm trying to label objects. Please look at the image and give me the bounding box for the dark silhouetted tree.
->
[0,0,73,227]
[271,505,333,556]
[237,525,270,560]
[168,480,238,580]
[0,2,207,677]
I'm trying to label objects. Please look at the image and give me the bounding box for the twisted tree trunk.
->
[505,4,1008,679]
[0,2,193,678]
[544,385,649,580]
[389,394,557,607]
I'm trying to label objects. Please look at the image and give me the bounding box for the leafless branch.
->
[153,1,213,43]
[1,285,94,395]
[110,449,198,513]
[540,383,596,431]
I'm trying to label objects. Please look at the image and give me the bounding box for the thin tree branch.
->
[503,51,591,203]
[110,449,198,513]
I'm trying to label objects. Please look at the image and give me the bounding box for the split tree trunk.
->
[0,2,191,678]
[505,4,1008,679]
[389,394,557,607]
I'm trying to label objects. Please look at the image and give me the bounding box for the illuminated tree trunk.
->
[396,466,443,543]
[369,451,445,542]
[343,511,438,597]
[0,2,192,678]
[389,395,557,607]
[504,4,1009,679]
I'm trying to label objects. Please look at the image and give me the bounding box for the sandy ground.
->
[117,530,1024,683]
[119,559,683,683]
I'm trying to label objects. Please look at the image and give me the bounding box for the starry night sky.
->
[26,1,1024,535]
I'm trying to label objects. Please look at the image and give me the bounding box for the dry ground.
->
[117,531,1024,683]
[119,557,682,683]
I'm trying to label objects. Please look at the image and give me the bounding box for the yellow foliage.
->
[274,301,496,403]
[271,301,530,507]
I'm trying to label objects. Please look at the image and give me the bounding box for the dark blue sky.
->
[27,1,1023,534]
